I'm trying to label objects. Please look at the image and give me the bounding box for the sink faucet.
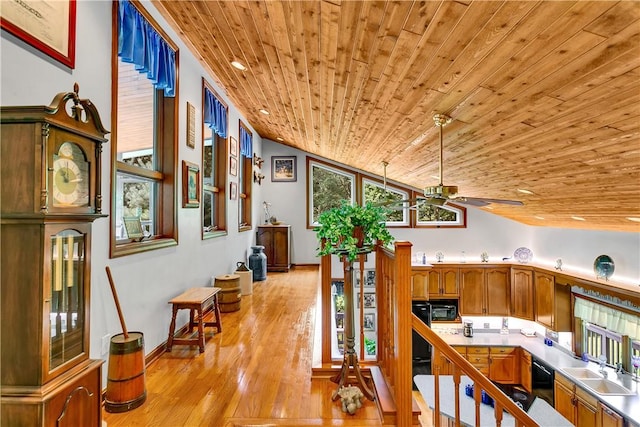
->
[615,362,624,375]
[598,354,608,377]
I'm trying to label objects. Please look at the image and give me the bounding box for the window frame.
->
[238,121,252,231]
[361,177,410,227]
[109,0,179,258]
[307,158,356,227]
[414,193,467,228]
[201,80,228,239]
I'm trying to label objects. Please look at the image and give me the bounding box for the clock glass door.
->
[52,141,90,208]
[49,229,85,370]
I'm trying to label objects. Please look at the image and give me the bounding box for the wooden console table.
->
[167,287,222,353]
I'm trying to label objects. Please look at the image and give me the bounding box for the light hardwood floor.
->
[103,266,433,426]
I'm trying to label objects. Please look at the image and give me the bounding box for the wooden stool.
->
[166,287,222,353]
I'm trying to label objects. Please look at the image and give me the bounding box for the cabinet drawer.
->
[453,346,466,355]
[467,346,489,355]
[556,373,575,391]
[490,347,516,354]
[468,355,490,365]
[575,386,598,409]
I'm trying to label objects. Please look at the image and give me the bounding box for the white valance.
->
[574,297,640,340]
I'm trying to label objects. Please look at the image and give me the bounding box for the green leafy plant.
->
[334,294,345,313]
[314,200,394,261]
[364,337,376,355]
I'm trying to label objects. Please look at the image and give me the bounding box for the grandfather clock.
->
[1,84,108,426]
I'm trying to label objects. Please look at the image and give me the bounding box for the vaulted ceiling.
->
[152,0,640,232]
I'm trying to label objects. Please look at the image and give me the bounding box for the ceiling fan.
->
[401,114,524,210]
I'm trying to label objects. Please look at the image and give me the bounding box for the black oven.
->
[430,299,458,322]
[531,357,554,405]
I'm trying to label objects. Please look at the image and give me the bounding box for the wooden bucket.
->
[214,274,241,312]
[105,331,147,413]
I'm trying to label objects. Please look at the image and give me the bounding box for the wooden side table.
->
[167,287,222,353]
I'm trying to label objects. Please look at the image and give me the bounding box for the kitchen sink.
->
[577,378,636,396]
[561,368,604,379]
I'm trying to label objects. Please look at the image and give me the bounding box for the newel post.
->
[320,238,333,364]
[394,241,413,426]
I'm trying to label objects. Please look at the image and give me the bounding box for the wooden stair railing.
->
[413,316,539,427]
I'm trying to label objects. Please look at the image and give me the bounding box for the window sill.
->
[111,236,178,258]
[203,230,228,240]
[239,225,252,233]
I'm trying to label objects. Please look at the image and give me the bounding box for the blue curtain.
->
[204,88,227,138]
[118,0,176,97]
[240,126,253,158]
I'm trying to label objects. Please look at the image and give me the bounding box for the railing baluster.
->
[474,383,481,427]
[434,368,441,427]
[453,365,461,427]
[494,402,504,427]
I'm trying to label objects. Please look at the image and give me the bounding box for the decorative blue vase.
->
[249,245,267,281]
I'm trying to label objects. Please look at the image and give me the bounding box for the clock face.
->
[52,142,89,207]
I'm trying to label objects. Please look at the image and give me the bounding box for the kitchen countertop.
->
[439,332,640,422]
[414,374,573,427]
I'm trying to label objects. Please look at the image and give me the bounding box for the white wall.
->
[1,0,263,381]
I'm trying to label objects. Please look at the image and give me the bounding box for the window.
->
[110,0,178,257]
[362,178,408,225]
[238,122,252,230]
[415,201,466,228]
[202,82,228,238]
[582,322,623,367]
[308,159,355,225]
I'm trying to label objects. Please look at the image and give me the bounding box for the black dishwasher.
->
[531,357,554,405]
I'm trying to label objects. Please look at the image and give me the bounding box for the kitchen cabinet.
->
[256,225,291,272]
[429,267,459,298]
[466,346,490,377]
[489,347,518,384]
[459,267,510,316]
[410,267,458,299]
[432,346,465,375]
[510,267,534,320]
[554,374,598,427]
[534,272,571,332]
[519,349,532,393]
[598,402,624,427]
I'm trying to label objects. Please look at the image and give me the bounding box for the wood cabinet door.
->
[459,268,484,315]
[598,402,623,427]
[519,351,532,393]
[427,269,441,296]
[554,379,575,424]
[535,272,555,330]
[272,227,289,267]
[576,397,598,427]
[510,268,533,319]
[489,354,517,384]
[411,271,429,299]
[485,268,510,316]
[256,227,274,264]
[440,268,459,297]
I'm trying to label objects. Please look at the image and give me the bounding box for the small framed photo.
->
[182,161,200,208]
[364,312,376,331]
[357,292,376,309]
[354,269,376,288]
[230,156,238,177]
[230,182,238,200]
[271,156,297,182]
[229,136,238,157]
[123,217,144,241]
[186,102,196,149]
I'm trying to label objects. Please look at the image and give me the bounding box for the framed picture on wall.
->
[230,182,238,200]
[182,161,200,208]
[0,0,77,68]
[364,312,376,331]
[357,292,376,309]
[230,136,238,157]
[271,156,297,182]
[230,156,238,176]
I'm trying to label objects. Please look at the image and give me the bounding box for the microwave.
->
[430,300,458,322]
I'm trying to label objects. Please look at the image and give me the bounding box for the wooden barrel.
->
[105,331,147,413]
[214,274,241,312]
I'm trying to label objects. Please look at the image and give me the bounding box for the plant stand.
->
[331,255,375,401]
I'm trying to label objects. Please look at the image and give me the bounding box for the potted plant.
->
[314,200,394,261]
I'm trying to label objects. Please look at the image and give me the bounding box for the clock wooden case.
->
[1,84,108,426]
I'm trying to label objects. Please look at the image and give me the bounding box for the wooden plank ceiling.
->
[152,0,640,232]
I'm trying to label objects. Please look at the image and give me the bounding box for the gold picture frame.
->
[182,160,200,208]
[186,102,196,149]
[123,217,144,242]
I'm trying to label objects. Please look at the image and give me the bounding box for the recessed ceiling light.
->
[231,60,247,71]
[276,137,284,141]
[571,216,586,221]
[259,109,269,115]
[517,189,534,195]
[430,175,440,180]
[627,217,640,222]
[534,216,545,220]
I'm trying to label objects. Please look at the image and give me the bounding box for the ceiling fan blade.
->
[456,196,524,206]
